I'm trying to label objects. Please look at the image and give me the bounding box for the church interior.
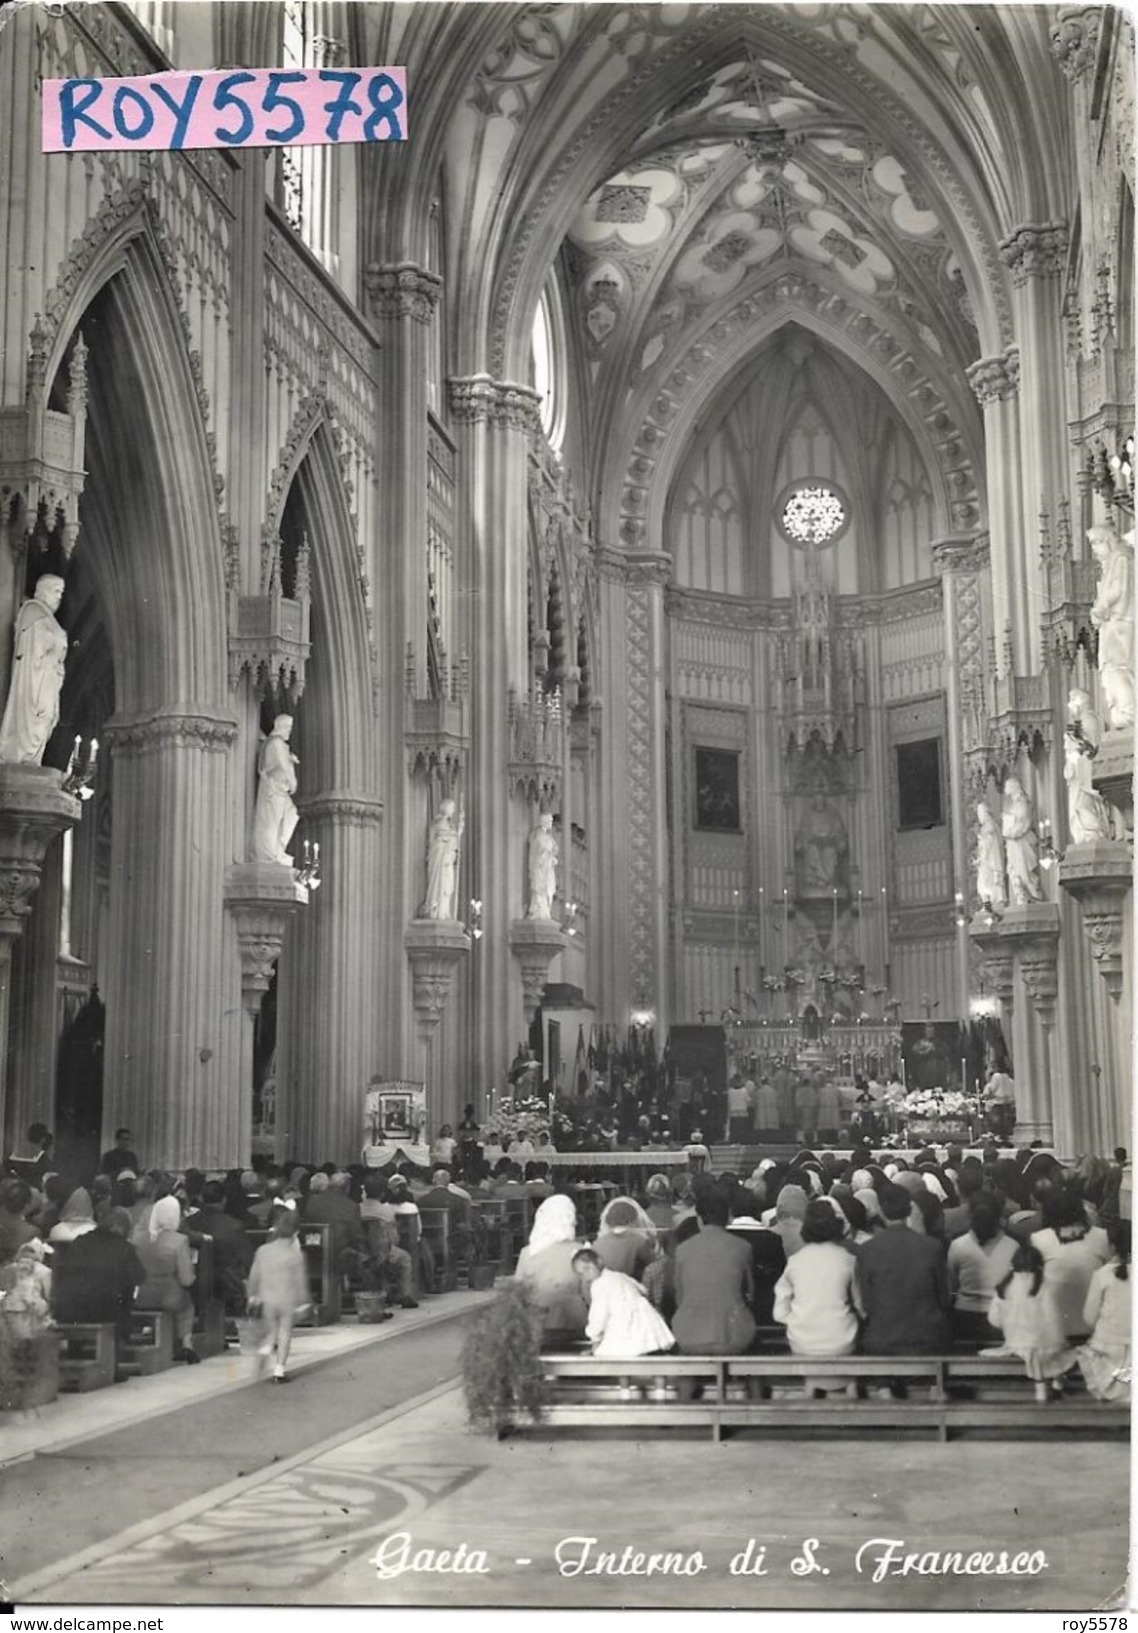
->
[0,0,1132,1617]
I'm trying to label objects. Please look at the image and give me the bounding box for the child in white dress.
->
[989,1241,1075,1403]
[1078,1219,1130,1403]
[573,1248,674,1361]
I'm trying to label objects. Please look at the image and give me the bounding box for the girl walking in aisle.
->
[247,1202,310,1383]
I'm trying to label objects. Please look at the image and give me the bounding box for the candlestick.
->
[313,841,320,863]
[66,735,81,777]
[88,737,98,772]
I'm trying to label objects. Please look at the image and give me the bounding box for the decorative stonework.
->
[0,768,81,940]
[969,917,1017,1006]
[1050,7,1102,81]
[616,267,981,546]
[1059,840,1132,1000]
[625,580,656,1004]
[998,222,1069,285]
[509,917,567,1021]
[1000,902,1062,1031]
[104,710,238,758]
[447,375,542,434]
[363,263,443,324]
[930,532,990,576]
[224,863,307,1017]
[404,920,471,1039]
[0,328,88,560]
[966,348,1020,403]
[297,793,384,828]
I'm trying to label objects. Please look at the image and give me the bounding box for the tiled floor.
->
[9,1355,1129,1612]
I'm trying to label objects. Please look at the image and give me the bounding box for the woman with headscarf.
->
[854,1186,886,1234]
[595,1196,656,1280]
[513,1194,588,1345]
[767,1182,808,1258]
[641,1174,676,1231]
[47,1187,97,1246]
[134,1195,199,1363]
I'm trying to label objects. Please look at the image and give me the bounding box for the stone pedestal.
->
[999,902,1062,1032]
[224,861,307,1169]
[404,919,471,1041]
[1059,841,1132,1000]
[509,917,566,1022]
[969,903,1059,1145]
[1094,726,1134,821]
[0,765,80,1149]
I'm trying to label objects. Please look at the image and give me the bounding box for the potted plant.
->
[461,1280,546,1437]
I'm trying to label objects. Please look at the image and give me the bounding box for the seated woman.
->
[48,1187,97,1247]
[1077,1218,1130,1402]
[772,1199,861,1397]
[727,1191,786,1327]
[52,1203,144,1339]
[513,1194,588,1347]
[572,1247,675,1360]
[946,1192,1016,1345]
[643,1216,698,1325]
[134,1195,199,1363]
[1031,1185,1111,1340]
[595,1196,657,1280]
[641,1174,676,1231]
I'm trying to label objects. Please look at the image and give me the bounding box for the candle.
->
[88,737,98,771]
[313,841,320,863]
[66,735,81,776]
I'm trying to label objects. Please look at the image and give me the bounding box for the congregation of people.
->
[1,1111,1130,1409]
[512,1144,1131,1405]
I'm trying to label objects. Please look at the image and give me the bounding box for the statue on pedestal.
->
[974,801,1006,906]
[526,812,559,920]
[1064,687,1120,844]
[251,714,299,866]
[1001,777,1043,905]
[794,794,848,897]
[0,576,68,765]
[422,798,464,920]
[1088,523,1135,729]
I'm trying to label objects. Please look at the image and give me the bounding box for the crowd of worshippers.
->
[0,1126,570,1369]
[511,1147,1131,1405]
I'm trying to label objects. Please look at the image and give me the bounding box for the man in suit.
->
[194,1179,255,1313]
[855,1182,950,1356]
[304,1170,367,1282]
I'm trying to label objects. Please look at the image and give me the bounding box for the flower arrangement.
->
[901,1089,970,1119]
[461,1280,547,1437]
[483,1097,552,1144]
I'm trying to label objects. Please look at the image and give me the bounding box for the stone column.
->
[965,351,1022,677]
[0,767,80,1153]
[932,533,989,1012]
[1000,903,1061,1144]
[998,223,1070,676]
[279,792,383,1163]
[593,549,671,1035]
[448,377,539,1088]
[224,861,306,1170]
[365,263,443,1092]
[99,710,238,1170]
[405,919,471,1122]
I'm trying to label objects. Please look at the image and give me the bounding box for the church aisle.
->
[11,1374,1128,1611]
[2,1296,486,1594]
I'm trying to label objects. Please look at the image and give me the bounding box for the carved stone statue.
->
[0,575,67,765]
[526,812,559,920]
[1001,777,1043,906]
[794,794,848,897]
[422,798,464,920]
[974,801,1006,907]
[1088,523,1135,729]
[1064,687,1120,844]
[251,714,299,866]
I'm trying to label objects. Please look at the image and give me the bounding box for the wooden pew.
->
[529,1351,1130,1443]
[117,1309,175,1377]
[188,1235,226,1358]
[57,1322,117,1392]
[419,1208,454,1292]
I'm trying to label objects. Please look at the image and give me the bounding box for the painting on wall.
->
[694,746,741,832]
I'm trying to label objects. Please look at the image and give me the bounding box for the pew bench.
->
[116,1310,175,1377]
[57,1322,118,1392]
[530,1352,1130,1443]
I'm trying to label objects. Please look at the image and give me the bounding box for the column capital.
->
[447,375,542,435]
[103,707,238,757]
[998,222,1069,285]
[966,347,1020,403]
[363,262,443,324]
[595,546,672,588]
[297,791,384,827]
[1050,7,1102,81]
[931,532,990,576]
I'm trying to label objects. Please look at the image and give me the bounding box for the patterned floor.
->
[16,1382,1130,1611]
